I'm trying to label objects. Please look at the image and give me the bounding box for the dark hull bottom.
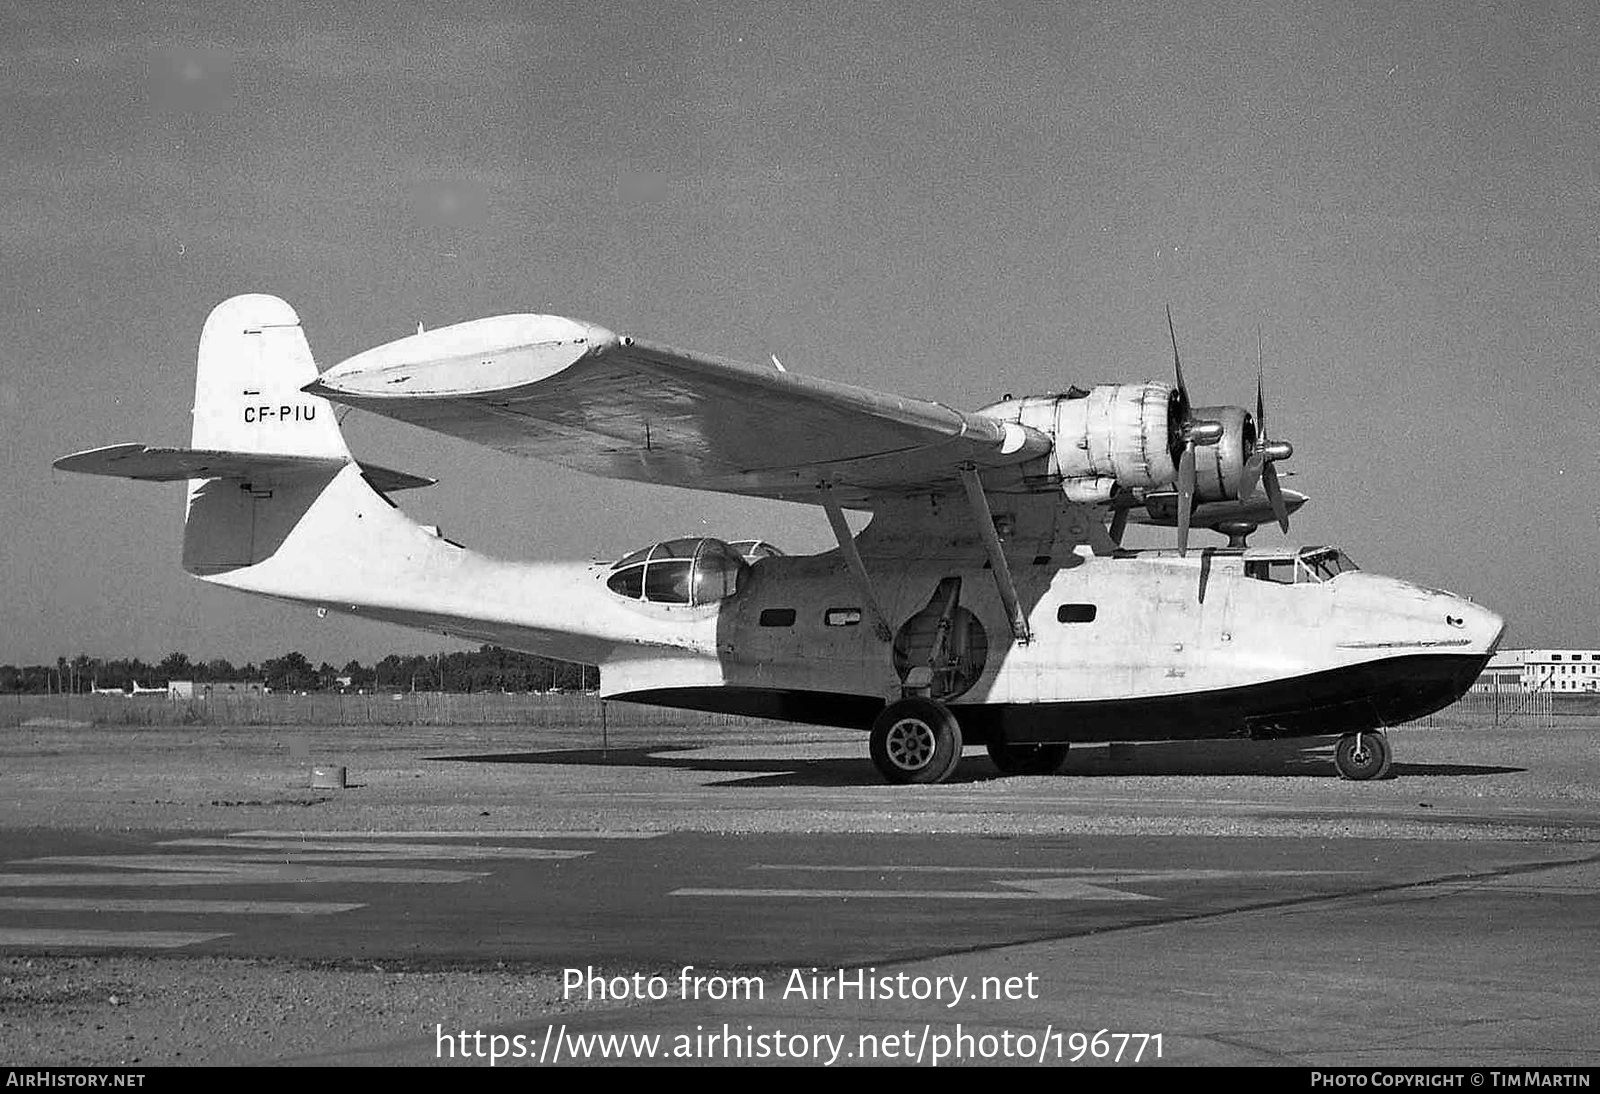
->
[610,653,1491,745]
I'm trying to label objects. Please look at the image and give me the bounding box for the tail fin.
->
[183,295,352,573]
[191,294,349,458]
[55,294,432,576]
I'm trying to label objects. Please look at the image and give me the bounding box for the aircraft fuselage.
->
[593,545,1502,744]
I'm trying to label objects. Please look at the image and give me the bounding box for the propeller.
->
[1166,307,1224,556]
[1236,330,1294,532]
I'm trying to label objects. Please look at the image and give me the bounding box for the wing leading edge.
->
[303,315,1049,507]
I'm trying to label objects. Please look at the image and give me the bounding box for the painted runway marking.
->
[230,829,664,840]
[0,865,486,886]
[995,879,1159,900]
[0,829,621,953]
[679,866,1352,903]
[751,865,1343,881]
[0,929,230,949]
[0,897,364,915]
[672,886,1154,901]
[157,839,590,860]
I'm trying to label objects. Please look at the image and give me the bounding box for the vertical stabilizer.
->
[191,294,349,458]
[184,295,354,573]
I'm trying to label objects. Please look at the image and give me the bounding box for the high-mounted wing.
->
[304,315,1048,507]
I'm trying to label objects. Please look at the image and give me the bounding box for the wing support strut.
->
[818,486,894,643]
[958,464,1032,644]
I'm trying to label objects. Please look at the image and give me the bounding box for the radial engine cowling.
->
[977,384,1255,502]
[1184,404,1254,502]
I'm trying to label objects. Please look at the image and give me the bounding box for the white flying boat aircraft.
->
[55,295,1503,783]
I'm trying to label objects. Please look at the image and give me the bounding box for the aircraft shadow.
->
[431,738,1522,788]
[432,747,876,788]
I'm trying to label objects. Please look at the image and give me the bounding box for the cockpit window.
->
[1245,548,1359,585]
[1300,547,1359,581]
[606,537,750,605]
[1245,558,1300,585]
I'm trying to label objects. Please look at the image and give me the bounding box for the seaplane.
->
[54,295,1503,784]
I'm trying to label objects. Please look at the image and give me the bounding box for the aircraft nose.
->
[1451,598,1506,656]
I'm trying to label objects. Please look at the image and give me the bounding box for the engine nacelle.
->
[977,386,1256,502]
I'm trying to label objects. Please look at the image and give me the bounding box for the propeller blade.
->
[1238,452,1265,501]
[1255,328,1266,434]
[1166,305,1190,412]
[1177,443,1196,556]
[1263,460,1289,533]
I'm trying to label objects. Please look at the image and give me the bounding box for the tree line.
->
[0,647,596,695]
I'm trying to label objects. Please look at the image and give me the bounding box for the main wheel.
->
[870,698,964,785]
[986,741,1069,776]
[1334,730,1393,781]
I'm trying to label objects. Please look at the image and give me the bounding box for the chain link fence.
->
[1402,686,1556,729]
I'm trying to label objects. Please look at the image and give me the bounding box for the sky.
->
[2,0,1596,667]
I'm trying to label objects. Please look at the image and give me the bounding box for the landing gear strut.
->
[986,741,1069,776]
[870,698,964,784]
[1334,730,1393,781]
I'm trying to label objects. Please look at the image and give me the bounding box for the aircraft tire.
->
[870,698,963,785]
[986,741,1069,776]
[1333,730,1393,781]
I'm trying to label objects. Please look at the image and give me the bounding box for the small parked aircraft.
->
[55,295,1503,783]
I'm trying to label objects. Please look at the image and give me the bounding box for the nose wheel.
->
[870,698,964,784]
[1334,730,1393,780]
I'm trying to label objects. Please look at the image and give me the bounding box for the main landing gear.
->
[1333,730,1393,781]
[868,698,1072,783]
[869,698,964,784]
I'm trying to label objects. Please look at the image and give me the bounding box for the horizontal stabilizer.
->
[53,444,434,491]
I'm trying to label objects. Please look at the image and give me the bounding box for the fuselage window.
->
[606,565,645,599]
[605,537,750,606]
[760,608,796,627]
[824,608,861,627]
[644,558,693,603]
[1057,604,1097,623]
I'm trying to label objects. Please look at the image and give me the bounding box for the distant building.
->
[1519,649,1600,693]
[1472,651,1525,693]
[169,680,266,699]
[1472,650,1600,693]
